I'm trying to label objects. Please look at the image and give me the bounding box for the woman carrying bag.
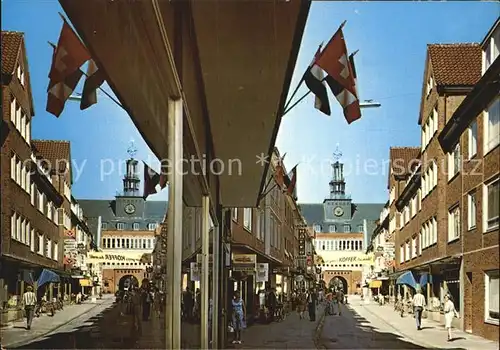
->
[231,291,246,344]
[443,294,459,341]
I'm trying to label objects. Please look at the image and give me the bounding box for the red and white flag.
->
[46,18,90,117]
[315,27,361,124]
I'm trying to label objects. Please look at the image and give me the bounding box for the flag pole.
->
[282,20,347,117]
[283,42,323,111]
[47,41,124,110]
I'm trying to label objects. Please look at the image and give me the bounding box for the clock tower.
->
[323,144,352,221]
[116,140,146,217]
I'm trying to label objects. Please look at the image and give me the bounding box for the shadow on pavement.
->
[12,305,132,349]
[319,308,468,350]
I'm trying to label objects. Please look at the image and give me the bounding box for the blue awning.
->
[419,273,432,287]
[396,271,417,289]
[37,269,60,288]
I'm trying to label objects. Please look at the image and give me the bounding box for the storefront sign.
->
[256,263,269,282]
[325,254,374,265]
[87,253,140,263]
[298,227,306,256]
[190,262,200,281]
[232,254,256,272]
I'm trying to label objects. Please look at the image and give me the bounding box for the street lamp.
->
[359,100,381,109]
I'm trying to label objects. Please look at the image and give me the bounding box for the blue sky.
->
[2,1,499,204]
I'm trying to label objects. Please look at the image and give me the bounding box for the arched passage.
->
[118,274,139,291]
[328,276,348,294]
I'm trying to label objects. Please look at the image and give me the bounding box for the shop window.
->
[485,270,499,324]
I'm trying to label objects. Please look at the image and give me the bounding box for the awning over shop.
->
[419,273,433,286]
[396,271,417,289]
[369,280,382,289]
[37,269,60,288]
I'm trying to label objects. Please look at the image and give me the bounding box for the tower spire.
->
[122,139,140,196]
[329,144,346,199]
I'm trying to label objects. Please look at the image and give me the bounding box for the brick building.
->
[0,31,81,324]
[393,19,499,341]
[314,232,366,294]
[180,147,306,321]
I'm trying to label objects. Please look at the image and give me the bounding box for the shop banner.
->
[232,254,256,272]
[325,254,374,265]
[190,262,200,281]
[256,263,268,282]
[87,252,141,264]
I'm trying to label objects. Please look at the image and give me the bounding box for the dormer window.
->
[483,27,500,74]
[313,224,321,233]
[17,65,25,86]
[426,75,434,97]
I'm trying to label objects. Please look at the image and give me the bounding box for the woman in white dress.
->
[443,294,459,341]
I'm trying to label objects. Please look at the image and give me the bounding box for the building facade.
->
[393,19,499,341]
[299,147,383,292]
[0,31,96,324]
[79,150,167,292]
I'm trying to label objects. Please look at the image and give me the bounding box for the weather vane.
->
[127,139,137,159]
[332,143,342,162]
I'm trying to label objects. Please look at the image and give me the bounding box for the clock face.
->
[124,204,136,214]
[334,206,344,217]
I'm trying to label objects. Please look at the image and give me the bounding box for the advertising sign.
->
[232,254,256,272]
[87,252,141,264]
[256,263,269,282]
[298,226,307,256]
[190,262,200,281]
[325,254,374,265]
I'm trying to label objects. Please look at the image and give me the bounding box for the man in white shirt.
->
[22,285,37,330]
[412,288,426,330]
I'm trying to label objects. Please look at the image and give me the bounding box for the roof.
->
[428,44,482,87]
[299,202,383,234]
[31,140,72,179]
[1,31,35,117]
[1,31,23,75]
[387,147,420,188]
[79,199,167,221]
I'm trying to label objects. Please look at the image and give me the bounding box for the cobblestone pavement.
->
[319,296,500,350]
[238,308,323,349]
[1,296,114,349]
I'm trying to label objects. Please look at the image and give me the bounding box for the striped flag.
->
[315,28,361,124]
[304,45,331,116]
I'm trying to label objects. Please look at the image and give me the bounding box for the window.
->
[468,120,478,159]
[232,208,238,221]
[426,75,433,97]
[405,241,410,262]
[484,178,499,231]
[133,223,140,230]
[412,236,417,259]
[467,191,477,230]
[422,161,437,197]
[313,224,321,233]
[10,98,16,123]
[485,98,500,153]
[53,242,59,261]
[243,208,252,231]
[38,234,44,255]
[148,223,157,231]
[485,270,499,325]
[329,225,336,233]
[117,222,125,230]
[101,222,108,230]
[483,29,499,73]
[448,144,461,180]
[259,210,265,241]
[11,212,16,239]
[45,238,52,258]
[30,229,35,252]
[344,224,351,233]
[448,206,460,242]
[357,224,363,232]
[26,120,30,144]
[418,231,422,255]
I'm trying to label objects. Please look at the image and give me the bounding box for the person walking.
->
[335,288,344,316]
[412,288,426,330]
[443,294,459,341]
[231,290,246,344]
[182,287,194,322]
[22,286,37,330]
[296,290,306,319]
[307,288,317,321]
[140,279,153,321]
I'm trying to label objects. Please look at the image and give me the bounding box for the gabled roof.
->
[428,44,482,87]
[387,147,420,188]
[32,140,72,182]
[1,31,35,117]
[418,43,481,124]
